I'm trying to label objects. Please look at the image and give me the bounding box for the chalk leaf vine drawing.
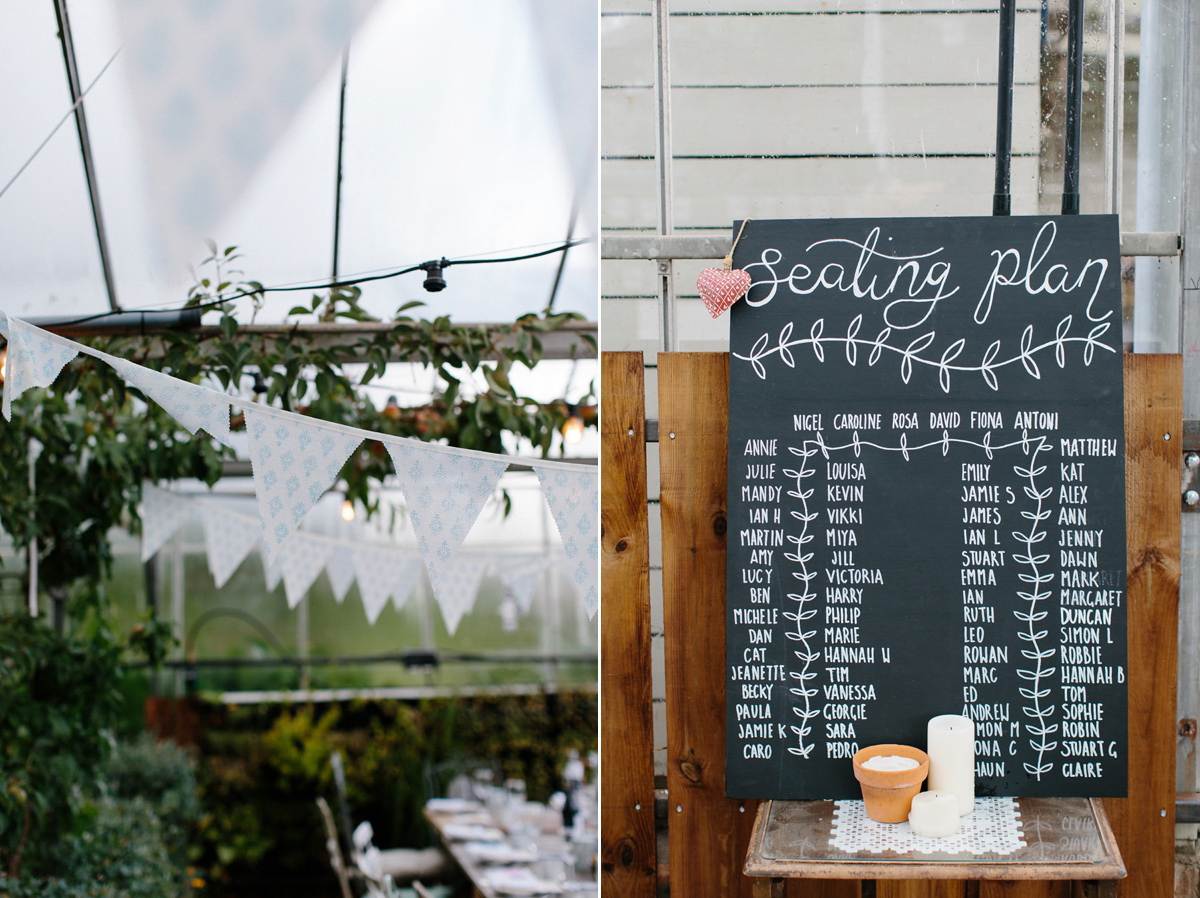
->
[734,314,1115,392]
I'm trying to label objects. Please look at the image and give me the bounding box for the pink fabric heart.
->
[697,267,752,319]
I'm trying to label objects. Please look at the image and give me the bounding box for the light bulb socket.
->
[419,258,450,292]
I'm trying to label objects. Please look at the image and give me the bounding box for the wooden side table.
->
[744,798,1125,897]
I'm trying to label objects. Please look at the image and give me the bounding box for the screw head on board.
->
[1187,490,1200,508]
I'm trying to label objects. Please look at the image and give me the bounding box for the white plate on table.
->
[484,866,563,895]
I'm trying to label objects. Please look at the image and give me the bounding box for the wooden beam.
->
[1104,353,1181,898]
[600,352,656,898]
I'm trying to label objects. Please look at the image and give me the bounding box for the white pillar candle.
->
[927,714,974,815]
[908,790,960,838]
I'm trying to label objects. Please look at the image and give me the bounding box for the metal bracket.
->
[1184,421,1200,511]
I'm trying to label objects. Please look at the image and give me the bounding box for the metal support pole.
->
[1062,0,1085,214]
[993,0,1016,216]
[1103,0,1126,215]
[52,0,120,311]
[652,0,676,352]
[332,48,350,283]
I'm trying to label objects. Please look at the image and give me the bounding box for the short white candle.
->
[908,790,959,838]
[860,755,920,772]
[927,715,974,815]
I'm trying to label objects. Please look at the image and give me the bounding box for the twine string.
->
[724,218,753,270]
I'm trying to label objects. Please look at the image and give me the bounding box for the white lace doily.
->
[830,797,1026,855]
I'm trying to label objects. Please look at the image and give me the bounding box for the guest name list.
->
[725,216,1128,799]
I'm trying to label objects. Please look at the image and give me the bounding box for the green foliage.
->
[0,613,122,876]
[104,734,200,864]
[0,797,175,897]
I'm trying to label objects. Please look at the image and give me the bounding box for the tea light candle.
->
[927,715,974,815]
[908,790,959,838]
[861,755,920,772]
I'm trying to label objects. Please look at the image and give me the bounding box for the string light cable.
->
[26,237,593,331]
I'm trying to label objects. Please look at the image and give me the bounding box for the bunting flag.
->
[535,466,598,618]
[498,554,547,615]
[434,555,490,636]
[384,440,508,606]
[244,406,362,566]
[353,544,422,625]
[138,483,193,562]
[264,559,283,593]
[2,313,80,421]
[198,502,262,588]
[110,360,234,447]
[323,543,358,603]
[1,314,597,628]
[278,533,332,609]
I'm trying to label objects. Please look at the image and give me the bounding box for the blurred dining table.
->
[424,796,597,898]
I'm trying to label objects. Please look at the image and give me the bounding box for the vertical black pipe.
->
[53,0,120,310]
[1061,0,1085,214]
[331,48,350,284]
[994,0,1017,216]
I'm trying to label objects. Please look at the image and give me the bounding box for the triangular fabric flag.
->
[2,314,79,420]
[109,359,233,447]
[264,558,283,593]
[352,544,422,625]
[198,503,261,588]
[498,554,547,615]
[323,541,358,603]
[244,407,361,566]
[535,465,598,618]
[138,483,193,562]
[278,533,331,609]
[384,441,507,604]
[432,555,489,636]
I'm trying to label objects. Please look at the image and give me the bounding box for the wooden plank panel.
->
[659,353,752,898]
[601,352,657,898]
[603,85,1040,157]
[978,882,1069,898]
[877,883,965,898]
[659,353,857,898]
[603,12,1041,87]
[1105,354,1181,898]
[600,157,1042,229]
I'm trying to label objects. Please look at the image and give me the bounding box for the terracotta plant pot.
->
[852,744,930,823]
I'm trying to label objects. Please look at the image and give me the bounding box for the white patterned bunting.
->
[278,533,333,609]
[433,556,489,636]
[2,313,80,421]
[498,554,547,615]
[198,503,262,588]
[384,440,508,604]
[110,360,233,447]
[244,407,362,567]
[535,465,598,618]
[139,483,193,562]
[353,544,422,625]
[264,559,283,593]
[323,542,358,603]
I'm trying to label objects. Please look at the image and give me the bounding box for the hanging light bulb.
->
[340,498,356,522]
[0,344,6,383]
[562,404,584,444]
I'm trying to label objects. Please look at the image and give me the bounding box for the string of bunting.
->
[0,312,597,619]
[140,485,563,633]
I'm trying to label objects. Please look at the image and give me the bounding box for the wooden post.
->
[659,352,752,897]
[1103,353,1180,898]
[601,352,657,898]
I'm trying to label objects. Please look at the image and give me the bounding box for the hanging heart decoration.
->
[697,267,752,319]
[696,218,753,319]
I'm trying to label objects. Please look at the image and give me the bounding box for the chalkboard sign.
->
[725,216,1127,799]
